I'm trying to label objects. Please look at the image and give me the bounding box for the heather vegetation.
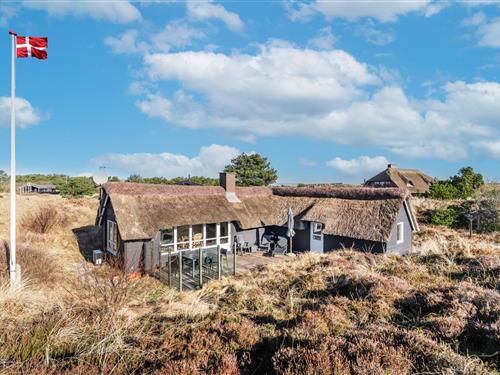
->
[0,192,499,374]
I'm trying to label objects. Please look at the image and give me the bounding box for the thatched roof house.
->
[96,173,418,274]
[365,164,434,195]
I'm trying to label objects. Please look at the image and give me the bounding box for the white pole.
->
[9,31,17,286]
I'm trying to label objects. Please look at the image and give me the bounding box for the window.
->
[158,222,232,251]
[177,225,190,250]
[220,222,229,244]
[192,224,204,248]
[206,223,217,246]
[396,222,404,244]
[313,222,323,234]
[106,220,118,255]
[160,228,175,252]
[161,228,174,244]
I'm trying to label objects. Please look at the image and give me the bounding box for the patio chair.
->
[270,236,288,256]
[234,235,253,255]
[259,234,272,252]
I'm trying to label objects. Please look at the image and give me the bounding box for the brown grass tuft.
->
[21,205,65,234]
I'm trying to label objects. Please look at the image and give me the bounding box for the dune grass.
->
[0,193,498,374]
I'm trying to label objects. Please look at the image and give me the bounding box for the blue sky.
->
[0,1,499,183]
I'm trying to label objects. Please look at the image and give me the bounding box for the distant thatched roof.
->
[272,186,408,200]
[365,166,434,194]
[102,182,416,243]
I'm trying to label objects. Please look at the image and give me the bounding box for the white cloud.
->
[462,11,486,27]
[355,22,395,45]
[136,41,500,161]
[288,0,438,23]
[93,144,240,178]
[187,1,244,32]
[474,140,500,158]
[0,97,44,128]
[308,26,336,50]
[477,17,500,47]
[0,4,18,27]
[151,20,206,51]
[105,21,206,55]
[22,0,141,23]
[326,156,389,176]
[424,0,450,17]
[104,29,149,54]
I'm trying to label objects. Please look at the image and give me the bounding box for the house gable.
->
[386,201,415,255]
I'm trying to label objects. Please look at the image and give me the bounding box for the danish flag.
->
[16,35,48,60]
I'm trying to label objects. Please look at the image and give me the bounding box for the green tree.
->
[59,177,97,197]
[224,153,278,186]
[430,166,484,200]
[451,167,484,198]
[126,174,144,183]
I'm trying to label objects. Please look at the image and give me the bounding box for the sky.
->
[0,0,499,184]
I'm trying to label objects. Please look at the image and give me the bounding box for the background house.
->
[19,183,59,195]
[364,164,434,195]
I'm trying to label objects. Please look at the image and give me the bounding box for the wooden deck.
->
[235,252,292,273]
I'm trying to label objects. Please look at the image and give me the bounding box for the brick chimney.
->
[219,172,236,193]
[220,172,240,203]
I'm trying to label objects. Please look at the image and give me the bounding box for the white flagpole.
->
[9,31,17,286]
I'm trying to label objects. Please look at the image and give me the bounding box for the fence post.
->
[179,251,183,292]
[217,245,221,280]
[233,245,236,276]
[199,247,203,288]
[168,248,172,287]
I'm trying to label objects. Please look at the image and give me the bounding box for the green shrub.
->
[429,182,460,200]
[430,167,484,200]
[59,177,96,197]
[431,207,459,227]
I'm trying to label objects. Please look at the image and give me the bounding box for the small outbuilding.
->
[365,164,434,195]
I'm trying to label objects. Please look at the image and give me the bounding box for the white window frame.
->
[106,220,118,255]
[396,222,404,244]
[160,222,231,252]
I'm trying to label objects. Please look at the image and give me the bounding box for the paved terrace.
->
[236,252,294,273]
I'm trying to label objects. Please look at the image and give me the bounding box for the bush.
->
[429,181,460,200]
[1,242,57,284]
[432,206,459,227]
[59,177,96,197]
[430,167,484,200]
[21,206,62,234]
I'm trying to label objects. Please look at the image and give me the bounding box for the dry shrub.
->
[0,241,57,285]
[396,282,500,355]
[273,347,336,375]
[21,205,64,234]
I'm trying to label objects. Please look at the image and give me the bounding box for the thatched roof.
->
[102,182,415,243]
[272,186,407,200]
[365,166,434,194]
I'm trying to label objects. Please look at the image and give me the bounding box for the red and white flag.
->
[16,35,48,59]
